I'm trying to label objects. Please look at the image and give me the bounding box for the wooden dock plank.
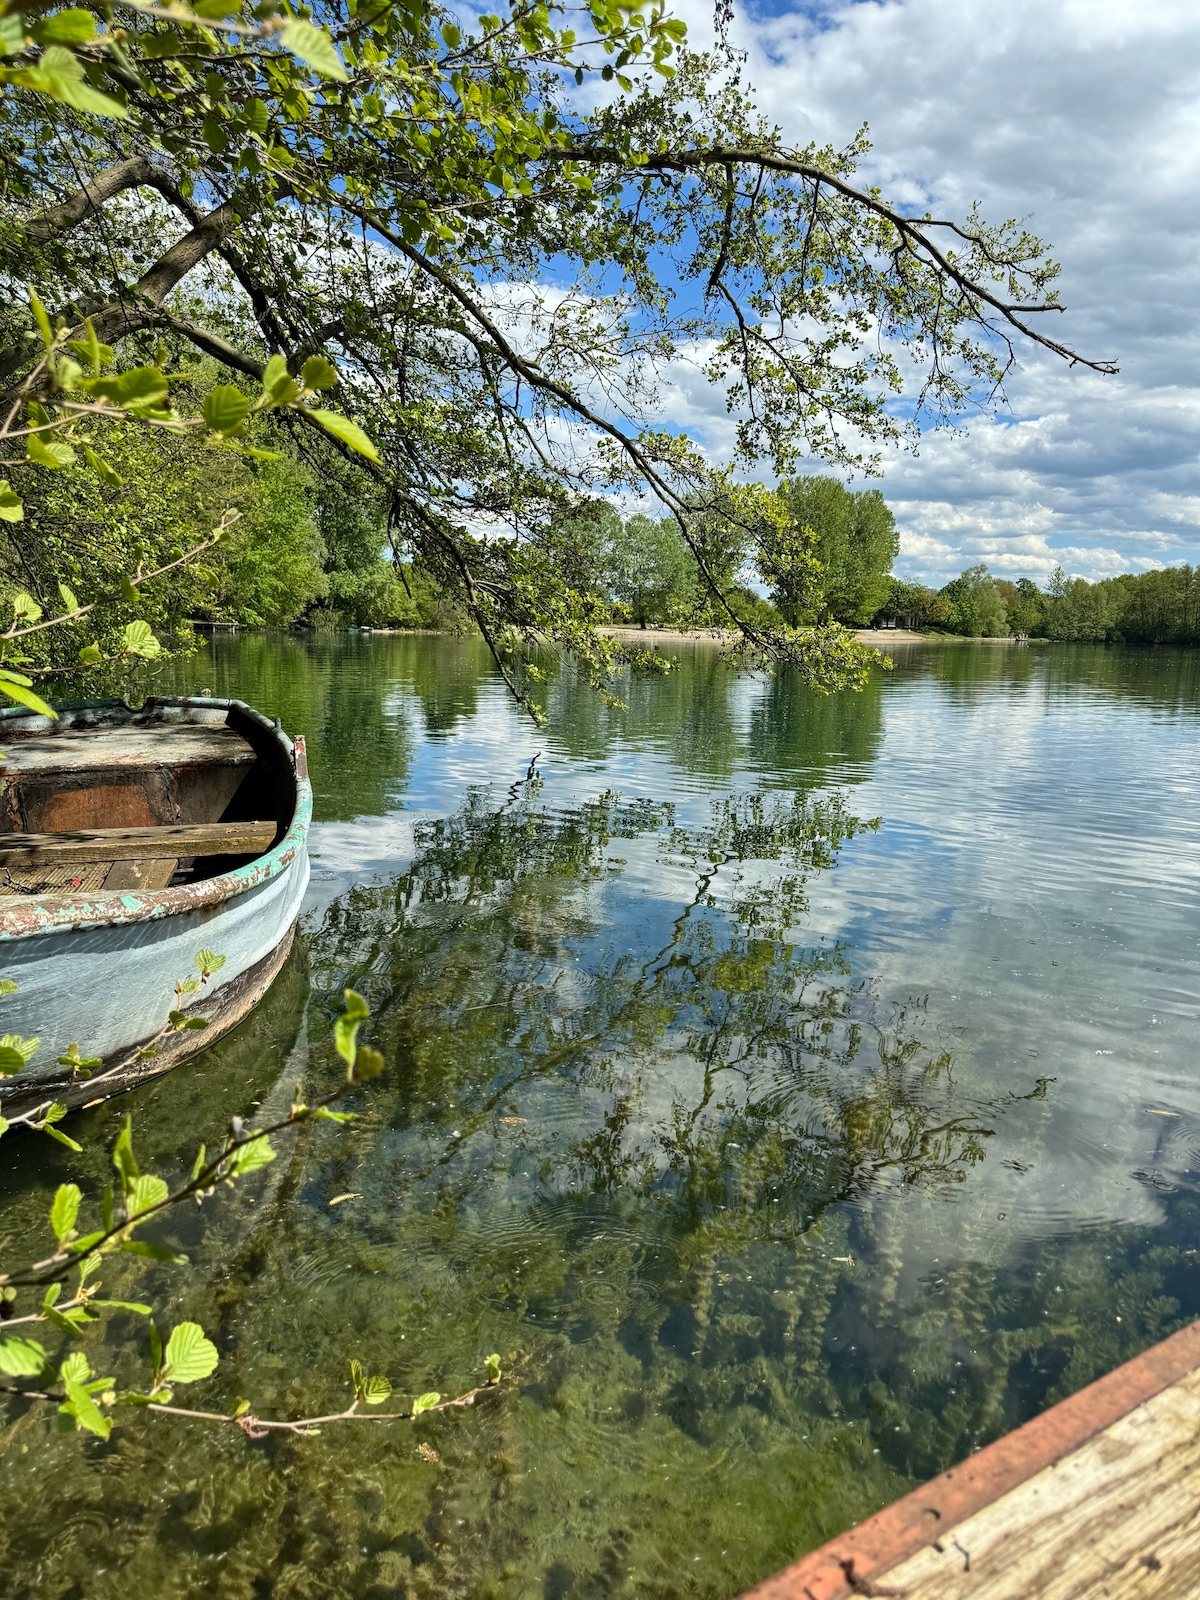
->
[739,1320,1200,1600]
[881,1367,1200,1597]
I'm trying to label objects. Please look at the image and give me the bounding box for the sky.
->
[654,0,1200,586]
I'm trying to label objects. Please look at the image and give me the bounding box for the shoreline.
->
[596,625,1036,647]
[358,625,1041,647]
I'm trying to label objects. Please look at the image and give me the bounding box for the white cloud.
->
[657,0,1200,583]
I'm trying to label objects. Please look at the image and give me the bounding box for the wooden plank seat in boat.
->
[0,721,262,884]
[0,820,275,896]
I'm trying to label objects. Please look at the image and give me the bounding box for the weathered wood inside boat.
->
[0,820,277,868]
[739,1319,1200,1600]
[0,697,310,1117]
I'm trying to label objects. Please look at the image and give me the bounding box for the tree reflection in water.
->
[297,777,1052,1471]
[2,773,1196,1600]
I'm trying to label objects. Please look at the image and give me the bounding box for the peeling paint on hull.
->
[0,697,311,1112]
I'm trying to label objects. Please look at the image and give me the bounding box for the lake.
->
[4,633,1200,1600]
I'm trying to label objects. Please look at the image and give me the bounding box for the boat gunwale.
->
[0,696,311,941]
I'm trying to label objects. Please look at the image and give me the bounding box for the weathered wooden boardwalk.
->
[740,1321,1200,1600]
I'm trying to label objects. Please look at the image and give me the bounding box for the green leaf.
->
[191,1143,207,1181]
[60,1378,111,1437]
[58,582,79,613]
[0,680,55,717]
[280,18,348,80]
[52,354,83,392]
[112,1114,138,1193]
[57,1042,101,1077]
[349,1357,364,1397]
[122,620,161,660]
[362,1374,392,1404]
[28,289,52,350]
[44,1124,83,1153]
[334,988,369,1071]
[0,979,16,997]
[308,409,380,462]
[0,1336,46,1376]
[0,1031,37,1062]
[32,68,125,119]
[127,1173,169,1218]
[140,29,185,58]
[0,1044,28,1076]
[15,47,126,117]
[120,1241,186,1263]
[195,949,226,977]
[77,643,102,665]
[241,96,269,135]
[0,481,23,522]
[223,1136,275,1177]
[266,375,302,406]
[30,11,97,45]
[44,1302,93,1335]
[352,1045,384,1083]
[0,14,26,57]
[90,1299,152,1315]
[486,1352,501,1383]
[260,354,289,393]
[312,1106,354,1122]
[59,1350,90,1385]
[300,356,338,392]
[25,433,75,469]
[51,1182,81,1244]
[67,321,111,375]
[202,385,250,435]
[169,1010,208,1032]
[120,575,140,604]
[83,447,122,486]
[411,1391,441,1417]
[12,591,41,624]
[201,109,228,153]
[163,1321,219,1384]
[149,1321,162,1374]
[114,366,169,406]
[0,678,54,716]
[0,1117,8,1139]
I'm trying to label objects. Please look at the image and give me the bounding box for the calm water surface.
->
[4,635,1200,1599]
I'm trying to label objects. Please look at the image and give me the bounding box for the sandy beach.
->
[598,625,934,646]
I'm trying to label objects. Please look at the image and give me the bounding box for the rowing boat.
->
[0,695,310,1119]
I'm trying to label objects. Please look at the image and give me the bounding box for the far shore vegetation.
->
[8,423,1187,661]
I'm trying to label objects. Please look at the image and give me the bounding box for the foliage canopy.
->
[0,0,1107,714]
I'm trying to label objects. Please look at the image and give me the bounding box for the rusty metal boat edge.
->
[736,1317,1200,1600]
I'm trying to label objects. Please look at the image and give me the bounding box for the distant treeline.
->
[20,402,1185,649]
[883,563,1200,644]
[547,476,900,633]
